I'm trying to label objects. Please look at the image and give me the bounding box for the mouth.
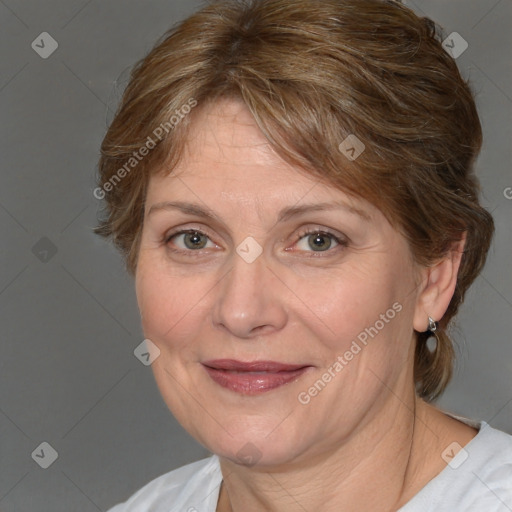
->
[201,359,313,395]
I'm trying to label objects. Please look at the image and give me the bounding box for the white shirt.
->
[107,417,512,512]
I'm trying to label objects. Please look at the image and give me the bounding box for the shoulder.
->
[401,420,512,512]
[468,422,512,499]
[106,454,222,512]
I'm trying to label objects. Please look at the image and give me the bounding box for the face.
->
[135,98,422,467]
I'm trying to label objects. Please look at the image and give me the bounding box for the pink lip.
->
[202,359,312,395]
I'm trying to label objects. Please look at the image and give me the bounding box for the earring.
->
[426,316,439,353]
[428,316,438,334]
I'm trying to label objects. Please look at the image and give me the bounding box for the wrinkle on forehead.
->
[179,98,282,169]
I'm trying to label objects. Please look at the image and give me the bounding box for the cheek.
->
[136,261,207,347]
[292,265,415,415]
[290,261,402,352]
[294,262,416,400]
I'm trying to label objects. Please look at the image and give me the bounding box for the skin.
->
[135,98,477,512]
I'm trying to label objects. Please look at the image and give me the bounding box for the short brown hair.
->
[95,0,494,401]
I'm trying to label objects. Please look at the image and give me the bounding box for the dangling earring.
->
[428,316,438,334]
[426,316,439,353]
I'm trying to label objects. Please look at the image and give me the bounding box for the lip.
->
[202,359,312,395]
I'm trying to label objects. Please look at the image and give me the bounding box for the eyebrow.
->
[147,200,370,223]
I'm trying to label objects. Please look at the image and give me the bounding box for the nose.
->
[212,249,288,339]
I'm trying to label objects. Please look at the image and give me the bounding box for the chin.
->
[186,412,310,468]
[212,434,303,468]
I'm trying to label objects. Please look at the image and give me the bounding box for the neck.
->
[217,390,443,512]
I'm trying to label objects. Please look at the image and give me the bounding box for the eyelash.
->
[163,227,348,257]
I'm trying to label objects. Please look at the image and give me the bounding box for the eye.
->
[164,227,347,256]
[165,229,217,252]
[294,229,346,253]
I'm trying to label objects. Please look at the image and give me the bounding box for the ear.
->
[413,233,466,332]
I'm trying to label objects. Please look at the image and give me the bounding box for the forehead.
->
[171,97,298,183]
[146,97,378,220]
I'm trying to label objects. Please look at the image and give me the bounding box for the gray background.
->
[0,0,510,510]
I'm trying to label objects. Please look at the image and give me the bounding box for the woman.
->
[97,0,512,510]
